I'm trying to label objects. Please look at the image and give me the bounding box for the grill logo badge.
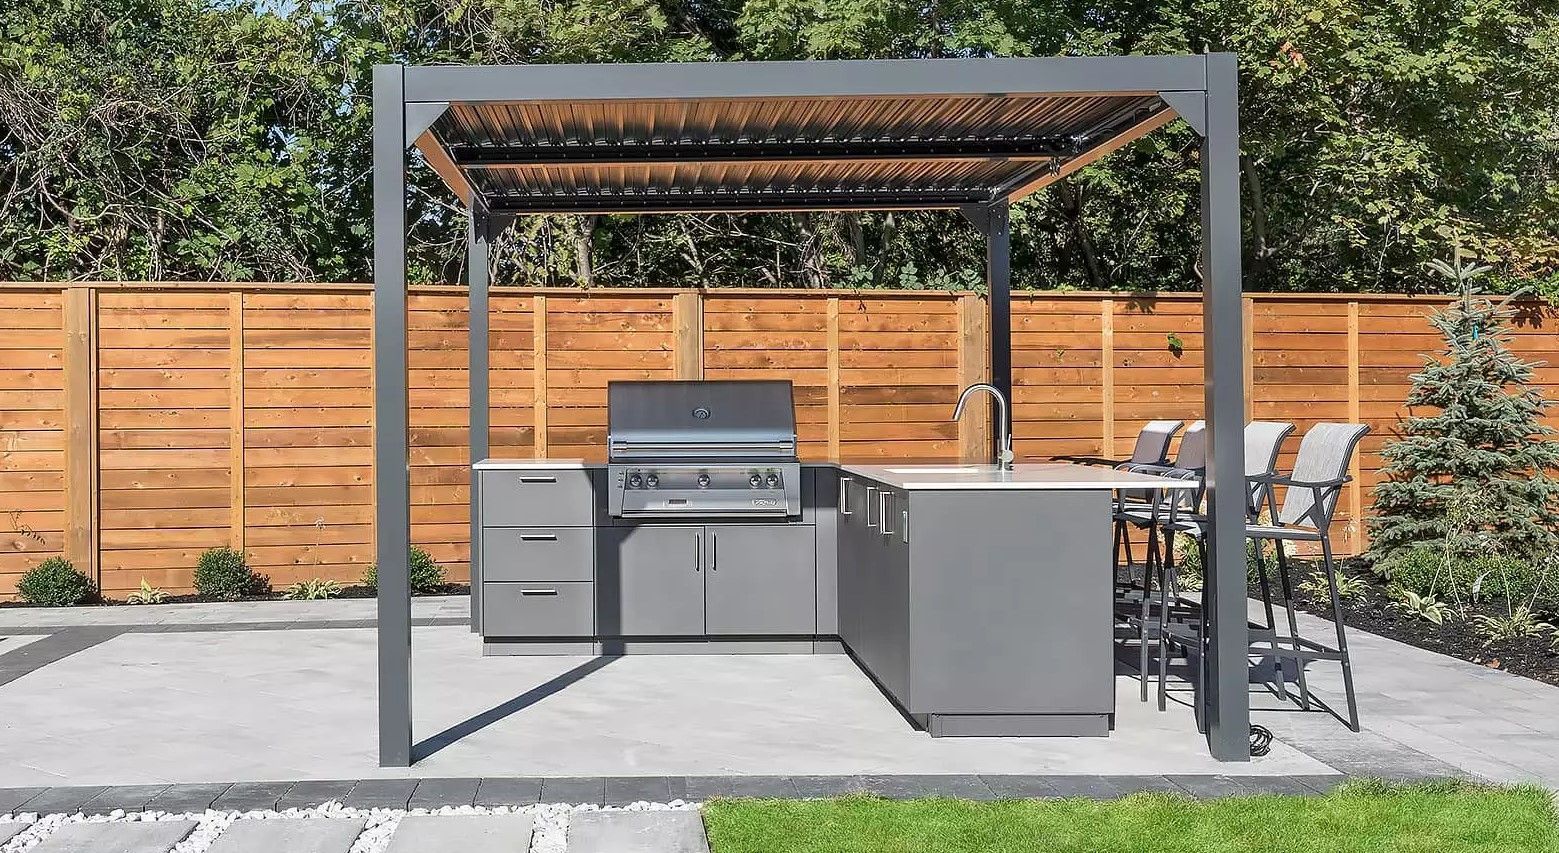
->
[692,407,711,419]
[752,498,778,507]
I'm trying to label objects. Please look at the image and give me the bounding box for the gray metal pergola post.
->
[372,55,1250,766]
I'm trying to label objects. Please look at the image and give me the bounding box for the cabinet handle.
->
[865,486,878,528]
[694,531,701,572]
[710,532,717,571]
[518,475,557,484]
[901,509,910,544]
[520,588,558,596]
[880,491,894,536]
[839,476,853,516]
[518,533,557,541]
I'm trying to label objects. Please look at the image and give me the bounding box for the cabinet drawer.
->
[480,470,595,527]
[483,528,593,582]
[482,582,594,637]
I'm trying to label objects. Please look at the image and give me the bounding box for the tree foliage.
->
[1368,244,1559,564]
[1,0,1555,292]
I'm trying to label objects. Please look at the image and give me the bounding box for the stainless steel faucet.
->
[952,383,1014,470]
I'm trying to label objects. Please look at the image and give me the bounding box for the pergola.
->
[372,55,1250,764]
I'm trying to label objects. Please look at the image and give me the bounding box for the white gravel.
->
[0,800,702,853]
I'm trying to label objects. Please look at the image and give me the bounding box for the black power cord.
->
[1250,724,1273,757]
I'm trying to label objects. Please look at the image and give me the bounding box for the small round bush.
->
[363,546,446,594]
[17,556,94,606]
[193,547,266,600]
[1382,547,1556,609]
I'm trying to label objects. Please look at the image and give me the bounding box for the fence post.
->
[826,297,841,459]
[532,294,548,457]
[957,292,990,461]
[1348,299,1364,553]
[228,292,245,551]
[1100,298,1115,457]
[62,286,99,587]
[673,290,703,380]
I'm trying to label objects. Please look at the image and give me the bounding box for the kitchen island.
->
[472,459,1195,737]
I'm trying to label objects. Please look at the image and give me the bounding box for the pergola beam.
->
[452,139,1075,168]
[485,190,991,215]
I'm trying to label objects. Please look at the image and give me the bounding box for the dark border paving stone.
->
[82,785,173,814]
[1034,775,1138,800]
[386,814,536,853]
[206,817,365,853]
[406,778,480,809]
[474,778,542,807]
[1099,775,1184,796]
[278,780,357,810]
[540,777,605,805]
[980,775,1062,799]
[857,775,997,800]
[341,779,418,810]
[789,776,869,798]
[1292,774,1349,793]
[605,776,672,806]
[15,786,108,815]
[212,782,295,812]
[568,810,709,853]
[1236,775,1333,796]
[684,776,798,801]
[1167,775,1267,798]
[145,783,232,813]
[29,819,197,853]
[0,822,27,846]
[0,787,47,815]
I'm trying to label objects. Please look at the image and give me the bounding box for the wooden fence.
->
[2,283,1555,597]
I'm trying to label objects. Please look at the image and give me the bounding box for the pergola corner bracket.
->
[405,102,451,147]
[1157,90,1207,137]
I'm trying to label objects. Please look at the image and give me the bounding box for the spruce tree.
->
[1369,244,1559,564]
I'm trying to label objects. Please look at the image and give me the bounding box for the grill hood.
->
[607,380,797,461]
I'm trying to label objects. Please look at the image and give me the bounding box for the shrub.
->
[193,547,266,600]
[16,556,94,606]
[282,578,342,600]
[362,546,446,593]
[1381,547,1559,611]
[1173,535,1280,591]
[124,578,168,605]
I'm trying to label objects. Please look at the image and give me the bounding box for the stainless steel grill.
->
[606,380,801,518]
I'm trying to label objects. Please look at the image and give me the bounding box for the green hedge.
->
[17,557,94,606]
[1380,547,1558,610]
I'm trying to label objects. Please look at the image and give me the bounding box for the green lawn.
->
[702,780,1559,853]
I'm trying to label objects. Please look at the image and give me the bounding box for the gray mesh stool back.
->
[1247,421,1370,731]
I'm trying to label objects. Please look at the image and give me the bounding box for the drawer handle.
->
[865,486,878,528]
[520,588,558,596]
[518,475,557,484]
[518,533,558,541]
[839,476,853,516]
[880,491,893,536]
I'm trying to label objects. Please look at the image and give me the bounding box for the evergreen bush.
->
[362,546,446,593]
[1381,547,1559,612]
[16,556,94,606]
[193,547,266,600]
[1368,243,1559,564]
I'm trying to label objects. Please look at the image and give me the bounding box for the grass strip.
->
[702,779,1559,853]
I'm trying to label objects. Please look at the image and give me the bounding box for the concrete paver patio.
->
[1,595,1557,791]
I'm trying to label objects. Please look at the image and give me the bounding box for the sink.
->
[884,466,985,475]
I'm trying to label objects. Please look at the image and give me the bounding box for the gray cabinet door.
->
[596,525,704,636]
[835,475,864,649]
[876,488,912,704]
[704,525,816,635]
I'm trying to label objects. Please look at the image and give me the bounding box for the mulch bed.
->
[1274,560,1559,688]
[0,584,470,609]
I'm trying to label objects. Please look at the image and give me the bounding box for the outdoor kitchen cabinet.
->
[835,470,1115,736]
[596,523,816,637]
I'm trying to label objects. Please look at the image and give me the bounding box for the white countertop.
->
[839,462,1200,491]
[472,458,590,470]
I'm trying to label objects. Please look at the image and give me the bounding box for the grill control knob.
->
[696,472,711,488]
[628,472,643,488]
[765,472,780,488]
[644,473,659,488]
[749,473,763,488]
